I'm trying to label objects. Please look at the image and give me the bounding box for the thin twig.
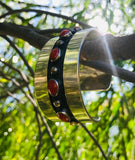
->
[15,81,63,160]
[79,122,108,160]
[26,87,63,160]
[27,99,63,160]
[0,59,29,83]
[0,83,27,99]
[17,1,73,9]
[0,1,34,27]
[0,71,63,159]
[0,8,91,28]
[121,136,128,160]
[0,71,42,159]
[80,60,135,83]
[1,35,34,77]
[7,91,25,104]
[35,110,43,160]
[26,85,43,160]
[39,114,63,160]
[0,1,12,11]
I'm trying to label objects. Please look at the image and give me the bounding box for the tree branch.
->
[0,1,33,27]
[0,71,63,159]
[0,59,29,83]
[1,22,135,61]
[80,60,135,83]
[39,113,63,160]
[35,110,42,160]
[0,23,73,49]
[17,1,73,9]
[2,35,34,76]
[37,28,67,37]
[0,8,91,28]
[6,91,25,104]
[25,85,63,160]
[0,22,48,49]
[6,37,33,76]
[79,122,108,160]
[0,83,27,99]
[81,34,135,61]
[0,1,12,11]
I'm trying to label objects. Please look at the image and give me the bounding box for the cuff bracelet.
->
[34,28,111,124]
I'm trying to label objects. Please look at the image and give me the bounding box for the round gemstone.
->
[56,40,64,46]
[60,29,72,37]
[53,100,61,107]
[50,48,60,61]
[48,79,59,96]
[74,26,81,31]
[51,67,58,75]
[57,112,70,122]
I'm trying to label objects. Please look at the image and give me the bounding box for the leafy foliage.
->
[0,0,135,160]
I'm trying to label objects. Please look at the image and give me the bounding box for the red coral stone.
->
[50,48,60,61]
[48,79,58,96]
[60,29,72,37]
[57,112,70,122]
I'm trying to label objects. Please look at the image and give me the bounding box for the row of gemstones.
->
[47,27,81,123]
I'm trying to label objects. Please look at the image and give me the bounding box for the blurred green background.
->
[0,0,135,159]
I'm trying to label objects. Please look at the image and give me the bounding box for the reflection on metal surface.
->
[34,37,60,121]
[63,28,111,122]
[79,30,111,90]
[35,28,111,123]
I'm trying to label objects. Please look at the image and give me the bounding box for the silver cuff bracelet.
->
[34,28,111,124]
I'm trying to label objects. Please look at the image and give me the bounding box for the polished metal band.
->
[34,28,111,123]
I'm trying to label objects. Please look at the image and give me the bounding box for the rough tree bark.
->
[1,22,135,84]
[81,33,135,61]
[1,22,135,61]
